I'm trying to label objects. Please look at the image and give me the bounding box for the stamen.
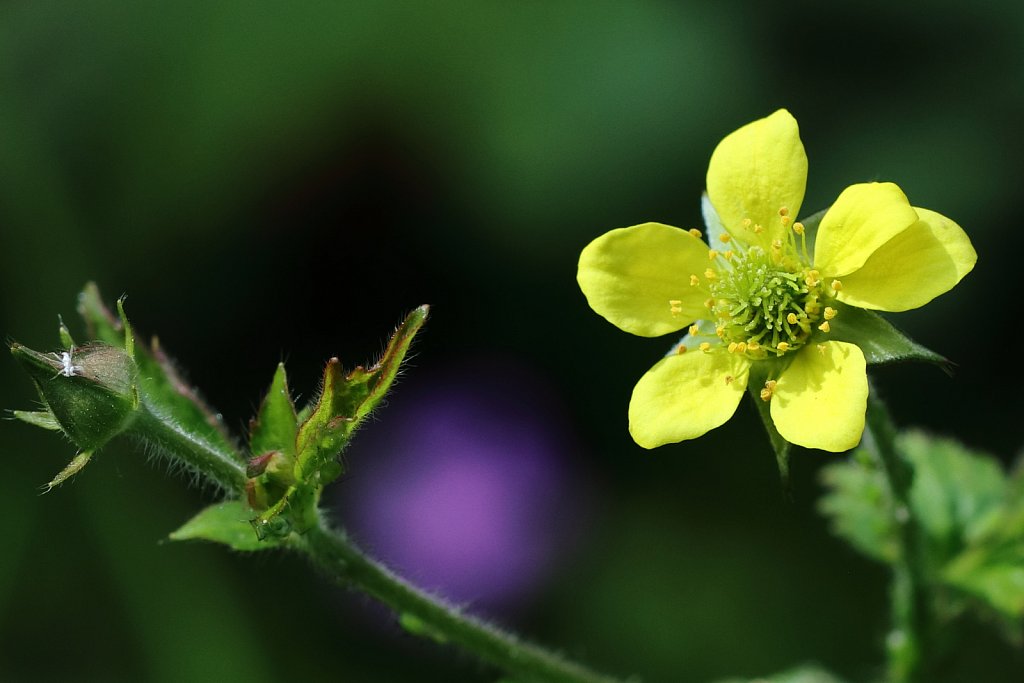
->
[704,268,718,280]
[724,375,734,385]
[742,218,752,229]
[736,342,747,353]
[688,228,702,238]
[780,215,792,227]
[753,223,764,234]
[708,249,719,260]
[688,324,699,336]
[699,342,711,352]
[818,321,831,333]
[669,300,683,315]
[786,312,798,325]
[778,207,789,217]
[824,306,837,320]
[817,343,827,355]
[746,340,760,351]
[776,341,790,353]
[728,342,738,353]
[771,239,782,251]
[759,379,777,402]
[690,274,700,286]
[792,222,805,235]
[719,233,732,243]
[676,344,687,355]
[723,250,734,260]
[805,269,820,287]
[831,279,843,292]
[704,298,715,309]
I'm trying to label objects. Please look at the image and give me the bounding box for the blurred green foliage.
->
[2,1,1023,681]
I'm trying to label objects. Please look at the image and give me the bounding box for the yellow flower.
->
[577,110,976,452]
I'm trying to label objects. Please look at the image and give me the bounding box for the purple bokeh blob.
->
[339,357,584,610]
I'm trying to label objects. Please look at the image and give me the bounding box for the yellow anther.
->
[719,233,732,243]
[759,379,778,402]
[704,297,715,309]
[688,324,699,336]
[786,312,798,325]
[780,215,792,227]
[776,342,790,353]
[736,342,747,353]
[690,274,700,286]
[728,342,738,353]
[742,218,752,228]
[704,268,717,280]
[688,228,702,238]
[824,306,837,320]
[778,207,789,217]
[676,344,687,355]
[724,375,734,385]
[699,342,711,352]
[805,301,821,315]
[793,222,805,235]
[715,326,725,337]
[805,269,820,287]
[818,321,831,333]
[747,340,760,351]
[753,223,764,234]
[669,299,683,315]
[708,249,719,260]
[771,239,782,251]
[723,250,734,260]
[817,343,827,355]
[831,279,843,292]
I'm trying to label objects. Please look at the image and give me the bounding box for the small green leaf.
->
[11,409,62,431]
[827,303,949,368]
[250,363,298,458]
[169,500,283,551]
[58,315,76,349]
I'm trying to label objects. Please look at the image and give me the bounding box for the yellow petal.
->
[814,182,919,278]
[577,222,711,337]
[628,351,749,449]
[770,341,867,452]
[838,208,977,312]
[706,109,807,249]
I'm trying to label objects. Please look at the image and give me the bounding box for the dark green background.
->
[2,2,1021,681]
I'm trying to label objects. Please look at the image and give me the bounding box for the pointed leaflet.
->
[77,283,241,460]
[295,306,429,482]
[249,363,298,458]
[169,501,284,551]
[11,410,62,431]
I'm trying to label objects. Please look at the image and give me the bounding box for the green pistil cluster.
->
[709,246,821,357]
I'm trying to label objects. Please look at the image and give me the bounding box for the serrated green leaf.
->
[901,431,1007,562]
[11,409,62,431]
[819,455,899,564]
[827,302,949,368]
[169,500,283,551]
[250,363,298,458]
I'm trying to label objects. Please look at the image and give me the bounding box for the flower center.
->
[708,245,822,357]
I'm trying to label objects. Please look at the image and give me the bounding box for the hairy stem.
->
[130,398,622,683]
[863,391,930,683]
[293,522,624,683]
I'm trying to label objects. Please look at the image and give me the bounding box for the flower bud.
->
[11,342,138,450]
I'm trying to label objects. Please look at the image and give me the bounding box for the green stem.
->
[863,391,930,683]
[293,522,624,683]
[132,406,248,493]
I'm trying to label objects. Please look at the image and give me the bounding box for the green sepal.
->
[11,409,62,431]
[746,358,793,487]
[10,342,138,451]
[250,363,298,459]
[43,450,94,493]
[294,305,429,482]
[78,283,241,460]
[169,500,285,551]
[826,302,949,369]
[58,315,76,350]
